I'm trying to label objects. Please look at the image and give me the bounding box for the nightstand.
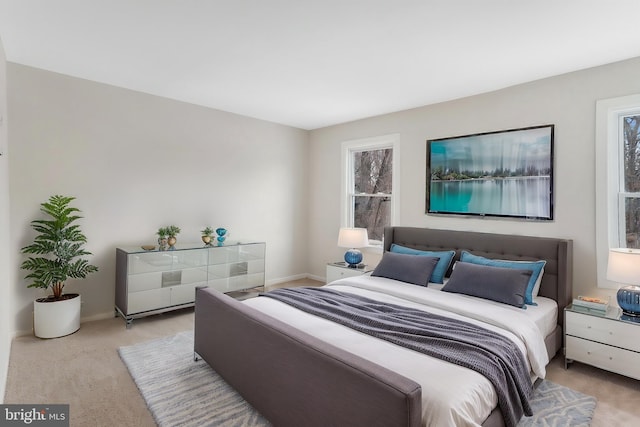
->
[326,262,373,284]
[565,304,640,380]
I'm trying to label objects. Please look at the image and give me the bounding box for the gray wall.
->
[308,56,640,302]
[8,64,310,335]
[0,37,10,402]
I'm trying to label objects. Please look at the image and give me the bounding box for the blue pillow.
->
[460,251,546,305]
[390,244,455,284]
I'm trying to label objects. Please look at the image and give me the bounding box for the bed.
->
[194,226,573,427]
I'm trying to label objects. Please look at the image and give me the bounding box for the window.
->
[342,134,399,246]
[595,94,640,288]
[619,114,640,248]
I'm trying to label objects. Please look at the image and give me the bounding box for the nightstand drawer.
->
[326,263,371,284]
[566,335,640,380]
[565,310,640,353]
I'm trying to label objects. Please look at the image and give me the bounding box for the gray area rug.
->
[119,330,596,427]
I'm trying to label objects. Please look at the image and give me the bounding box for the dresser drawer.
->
[565,310,640,353]
[127,288,171,314]
[566,335,640,380]
[128,272,162,292]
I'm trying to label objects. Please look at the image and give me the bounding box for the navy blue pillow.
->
[441,261,532,308]
[371,252,440,286]
[390,244,455,284]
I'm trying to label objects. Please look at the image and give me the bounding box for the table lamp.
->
[607,248,640,316]
[338,227,369,267]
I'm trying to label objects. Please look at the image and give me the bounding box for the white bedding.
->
[244,275,553,427]
[428,280,558,337]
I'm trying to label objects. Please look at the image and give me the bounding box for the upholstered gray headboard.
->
[383,227,573,327]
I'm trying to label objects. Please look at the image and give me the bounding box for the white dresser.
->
[565,304,640,380]
[116,242,265,327]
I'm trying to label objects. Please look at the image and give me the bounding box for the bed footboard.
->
[194,286,422,427]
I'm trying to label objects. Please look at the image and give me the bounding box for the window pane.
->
[625,197,640,248]
[353,149,393,194]
[623,115,640,192]
[353,196,390,242]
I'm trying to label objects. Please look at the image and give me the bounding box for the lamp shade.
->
[607,248,640,285]
[337,228,369,248]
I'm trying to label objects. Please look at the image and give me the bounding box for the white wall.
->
[308,56,640,302]
[8,64,310,335]
[0,37,10,402]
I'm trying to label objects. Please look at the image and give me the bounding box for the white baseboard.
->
[81,310,116,324]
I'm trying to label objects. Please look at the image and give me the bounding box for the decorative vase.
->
[216,228,227,246]
[158,237,168,251]
[202,235,212,245]
[168,236,177,248]
[33,293,81,338]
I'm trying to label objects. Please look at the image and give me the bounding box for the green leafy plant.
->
[166,225,181,238]
[20,195,99,301]
[201,226,214,237]
[156,227,169,239]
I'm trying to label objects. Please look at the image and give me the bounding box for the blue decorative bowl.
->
[216,228,227,237]
[344,249,363,267]
[617,285,640,316]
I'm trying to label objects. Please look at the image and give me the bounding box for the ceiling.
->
[1,1,640,130]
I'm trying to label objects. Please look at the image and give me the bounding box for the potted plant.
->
[20,195,99,338]
[166,225,181,248]
[157,227,169,251]
[201,226,214,245]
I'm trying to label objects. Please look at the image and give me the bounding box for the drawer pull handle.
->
[587,326,591,329]
[587,351,591,355]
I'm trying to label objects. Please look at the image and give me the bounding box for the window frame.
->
[595,94,640,289]
[341,134,400,248]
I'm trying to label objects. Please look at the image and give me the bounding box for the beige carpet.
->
[5,278,640,426]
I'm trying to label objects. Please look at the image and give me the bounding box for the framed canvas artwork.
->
[426,124,554,220]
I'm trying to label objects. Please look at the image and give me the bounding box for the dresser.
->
[565,304,640,380]
[116,242,265,327]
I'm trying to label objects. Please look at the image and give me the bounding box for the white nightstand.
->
[326,262,373,284]
[565,304,640,380]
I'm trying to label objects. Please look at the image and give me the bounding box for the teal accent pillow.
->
[390,244,455,284]
[460,251,546,305]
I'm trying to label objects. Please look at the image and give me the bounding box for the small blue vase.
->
[215,228,227,246]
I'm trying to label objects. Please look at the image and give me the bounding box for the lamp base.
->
[622,310,640,317]
[344,248,363,267]
[617,285,640,316]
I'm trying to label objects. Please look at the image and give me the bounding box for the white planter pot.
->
[33,294,81,338]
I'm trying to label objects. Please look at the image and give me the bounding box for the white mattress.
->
[244,275,554,427]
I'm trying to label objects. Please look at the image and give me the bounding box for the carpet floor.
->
[120,330,596,427]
